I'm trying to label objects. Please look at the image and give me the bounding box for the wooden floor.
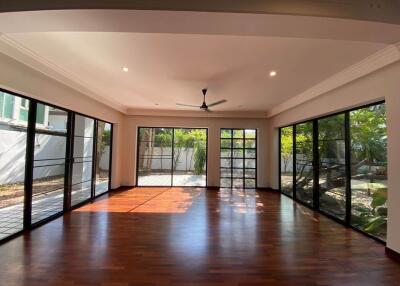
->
[0,187,399,286]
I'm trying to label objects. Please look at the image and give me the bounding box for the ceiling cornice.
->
[0,33,128,113]
[266,43,400,118]
[1,10,400,44]
[1,0,400,25]
[127,108,267,119]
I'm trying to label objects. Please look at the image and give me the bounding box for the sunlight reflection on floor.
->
[217,189,264,214]
[74,188,203,214]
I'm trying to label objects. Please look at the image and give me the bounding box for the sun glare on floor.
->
[74,188,203,214]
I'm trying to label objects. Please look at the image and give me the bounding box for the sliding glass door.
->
[350,103,387,240]
[172,128,207,187]
[278,101,387,241]
[71,115,95,206]
[32,104,68,223]
[137,127,208,187]
[295,122,314,206]
[318,114,346,221]
[0,88,113,243]
[280,126,294,197]
[0,91,27,240]
[95,121,112,195]
[137,128,173,186]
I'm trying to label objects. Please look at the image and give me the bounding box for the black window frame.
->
[0,87,114,244]
[278,100,386,244]
[219,128,258,189]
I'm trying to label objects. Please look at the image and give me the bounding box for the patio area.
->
[0,181,109,240]
[137,174,206,186]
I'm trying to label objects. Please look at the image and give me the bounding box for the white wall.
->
[0,51,124,188]
[120,116,269,187]
[267,61,400,254]
[139,147,199,171]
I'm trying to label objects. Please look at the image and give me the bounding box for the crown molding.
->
[127,108,267,119]
[0,33,128,114]
[266,43,400,118]
[1,0,400,25]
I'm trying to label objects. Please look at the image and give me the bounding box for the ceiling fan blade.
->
[176,103,201,108]
[207,99,227,107]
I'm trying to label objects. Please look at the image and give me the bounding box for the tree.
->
[350,104,387,176]
[154,130,172,171]
[280,127,293,173]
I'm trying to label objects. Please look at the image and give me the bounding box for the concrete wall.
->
[120,116,268,187]
[0,123,111,185]
[139,147,199,171]
[267,60,400,254]
[0,51,124,188]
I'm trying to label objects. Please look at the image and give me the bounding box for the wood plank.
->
[0,187,399,285]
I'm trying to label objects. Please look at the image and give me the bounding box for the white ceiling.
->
[1,10,399,115]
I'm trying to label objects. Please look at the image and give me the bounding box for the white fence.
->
[0,124,110,185]
[141,147,198,171]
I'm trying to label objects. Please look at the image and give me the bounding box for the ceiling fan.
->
[176,88,227,111]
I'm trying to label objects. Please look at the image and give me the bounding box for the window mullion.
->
[23,100,37,229]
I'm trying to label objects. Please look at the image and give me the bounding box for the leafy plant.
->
[193,140,206,175]
[371,189,387,210]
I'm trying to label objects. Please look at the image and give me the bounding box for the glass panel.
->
[137,128,173,186]
[220,128,257,189]
[0,92,15,119]
[71,115,94,206]
[318,114,346,220]
[232,159,243,168]
[245,179,256,188]
[233,139,243,148]
[220,178,231,188]
[220,149,231,158]
[245,149,256,158]
[36,106,68,133]
[221,168,231,177]
[233,129,244,138]
[71,181,92,205]
[350,103,387,240]
[221,159,231,168]
[220,139,231,149]
[232,169,244,178]
[233,179,243,188]
[0,92,3,117]
[95,122,112,195]
[220,129,232,139]
[0,92,27,240]
[280,126,294,197]
[232,149,243,158]
[36,103,46,125]
[245,129,256,139]
[245,169,256,178]
[32,117,67,224]
[172,128,207,187]
[245,139,256,149]
[295,122,314,206]
[245,159,256,168]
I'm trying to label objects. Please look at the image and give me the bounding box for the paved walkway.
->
[138,174,206,186]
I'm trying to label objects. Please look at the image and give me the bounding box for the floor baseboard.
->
[385,247,400,262]
[257,187,279,192]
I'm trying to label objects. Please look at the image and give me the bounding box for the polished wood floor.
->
[0,187,399,286]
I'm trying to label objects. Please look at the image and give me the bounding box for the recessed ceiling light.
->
[269,70,277,77]
[122,67,129,72]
